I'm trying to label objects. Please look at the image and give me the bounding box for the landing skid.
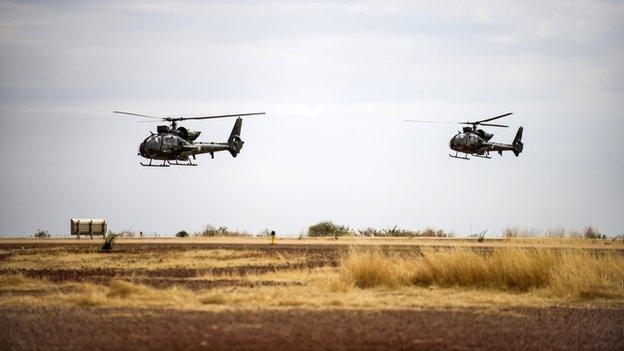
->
[449,152,470,160]
[140,159,170,167]
[449,151,492,160]
[140,159,198,167]
[471,154,491,159]
[168,159,197,166]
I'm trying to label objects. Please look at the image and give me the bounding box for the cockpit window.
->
[162,135,178,147]
[146,136,162,151]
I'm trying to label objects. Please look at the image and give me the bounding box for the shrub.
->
[195,224,251,237]
[101,233,118,252]
[477,230,487,242]
[420,227,452,237]
[358,226,452,238]
[502,226,541,238]
[175,230,189,238]
[34,229,50,238]
[358,227,379,237]
[583,226,601,239]
[502,226,518,238]
[109,229,136,238]
[308,221,353,237]
[546,227,567,238]
[384,226,418,237]
[120,230,136,238]
[197,225,219,237]
[358,226,419,237]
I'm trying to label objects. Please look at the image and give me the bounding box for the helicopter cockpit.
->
[139,134,180,158]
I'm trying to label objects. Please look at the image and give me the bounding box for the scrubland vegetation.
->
[33,229,50,238]
[502,225,608,239]
[44,220,617,240]
[305,222,612,239]
[194,225,251,237]
[308,221,453,238]
[336,248,624,299]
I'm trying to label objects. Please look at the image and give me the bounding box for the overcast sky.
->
[1,0,623,237]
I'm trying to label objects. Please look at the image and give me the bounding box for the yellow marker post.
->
[270,231,276,245]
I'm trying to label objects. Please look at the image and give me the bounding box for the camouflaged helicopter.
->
[405,112,523,160]
[114,110,266,167]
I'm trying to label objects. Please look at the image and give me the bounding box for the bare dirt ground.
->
[1,238,623,350]
[2,306,622,350]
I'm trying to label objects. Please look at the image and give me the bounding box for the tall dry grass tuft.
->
[337,249,401,288]
[337,247,624,299]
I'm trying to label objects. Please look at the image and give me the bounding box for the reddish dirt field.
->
[1,306,623,351]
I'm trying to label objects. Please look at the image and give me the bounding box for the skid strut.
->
[449,151,470,160]
[168,159,197,166]
[471,152,492,159]
[140,159,170,167]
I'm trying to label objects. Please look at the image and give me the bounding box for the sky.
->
[0,0,623,237]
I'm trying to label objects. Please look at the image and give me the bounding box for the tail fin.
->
[227,118,244,157]
[512,126,523,157]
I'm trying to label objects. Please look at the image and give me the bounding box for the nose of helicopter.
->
[449,135,456,149]
[138,141,147,157]
[139,137,157,157]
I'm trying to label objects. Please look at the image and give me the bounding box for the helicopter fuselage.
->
[139,133,235,161]
[449,127,523,158]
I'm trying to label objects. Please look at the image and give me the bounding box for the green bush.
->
[197,225,219,237]
[358,226,419,237]
[195,224,251,237]
[359,226,452,238]
[175,230,189,238]
[34,229,50,238]
[101,234,118,252]
[308,221,353,237]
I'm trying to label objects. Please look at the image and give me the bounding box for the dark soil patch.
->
[0,257,334,284]
[1,305,623,350]
[128,278,304,290]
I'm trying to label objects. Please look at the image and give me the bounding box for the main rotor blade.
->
[479,123,509,128]
[475,112,513,123]
[113,111,163,120]
[173,112,266,121]
[404,120,457,124]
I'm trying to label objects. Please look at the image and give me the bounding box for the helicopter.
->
[405,112,524,160]
[114,110,266,167]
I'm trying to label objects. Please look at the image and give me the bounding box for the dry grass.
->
[12,280,201,309]
[0,273,588,312]
[2,243,623,313]
[0,249,303,270]
[0,273,46,289]
[335,247,624,299]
